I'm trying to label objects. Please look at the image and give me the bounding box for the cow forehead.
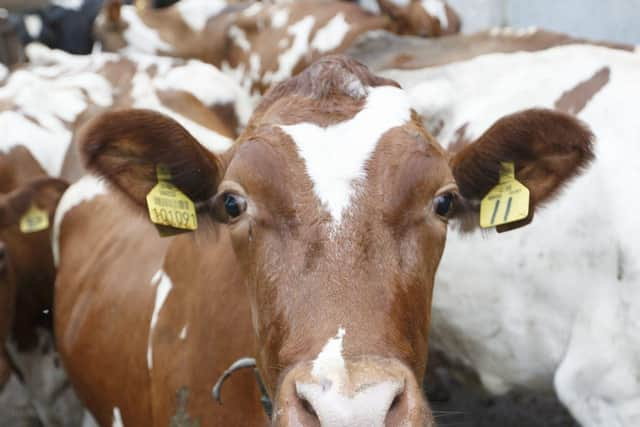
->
[277,84,412,224]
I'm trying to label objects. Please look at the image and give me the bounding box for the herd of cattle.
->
[1,0,639,426]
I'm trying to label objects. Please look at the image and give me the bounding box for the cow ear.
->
[0,178,69,227]
[78,109,224,208]
[449,108,594,232]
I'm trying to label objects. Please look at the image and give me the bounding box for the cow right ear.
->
[78,109,225,207]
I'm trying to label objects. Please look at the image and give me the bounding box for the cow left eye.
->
[224,193,247,218]
[433,192,455,219]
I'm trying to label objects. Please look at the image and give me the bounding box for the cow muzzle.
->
[274,357,434,427]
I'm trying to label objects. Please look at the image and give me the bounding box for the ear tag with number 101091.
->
[146,164,198,233]
[480,162,530,228]
[19,205,49,233]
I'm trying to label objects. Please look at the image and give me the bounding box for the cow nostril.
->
[389,392,402,412]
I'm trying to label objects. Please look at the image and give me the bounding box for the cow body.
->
[361,33,640,427]
[95,0,459,94]
[56,55,592,426]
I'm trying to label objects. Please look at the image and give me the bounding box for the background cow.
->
[348,28,640,427]
[55,55,593,426]
[94,0,460,94]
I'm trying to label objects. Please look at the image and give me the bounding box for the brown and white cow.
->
[55,55,593,426]
[350,28,640,427]
[0,146,77,426]
[0,44,250,425]
[94,0,460,94]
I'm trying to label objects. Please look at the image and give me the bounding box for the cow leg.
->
[554,281,640,427]
[6,328,85,427]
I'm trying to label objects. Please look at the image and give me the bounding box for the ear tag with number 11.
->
[480,162,530,228]
[146,164,198,233]
[19,205,49,233]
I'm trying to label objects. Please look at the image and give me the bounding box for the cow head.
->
[0,177,67,349]
[0,177,69,384]
[78,56,593,426]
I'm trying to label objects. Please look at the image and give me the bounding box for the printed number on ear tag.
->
[480,162,530,228]
[19,205,49,233]
[146,165,198,233]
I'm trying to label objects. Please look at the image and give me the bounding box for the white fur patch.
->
[311,13,350,53]
[271,8,290,29]
[120,6,173,54]
[112,407,124,427]
[179,325,188,340]
[263,16,316,85]
[279,85,412,223]
[51,0,83,9]
[243,2,263,17]
[357,0,380,14]
[312,327,347,388]
[147,270,173,370]
[175,0,226,32]
[52,175,108,266]
[421,0,448,28]
[229,25,251,53]
[24,15,43,38]
[0,62,113,176]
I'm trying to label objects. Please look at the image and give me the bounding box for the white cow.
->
[382,43,640,427]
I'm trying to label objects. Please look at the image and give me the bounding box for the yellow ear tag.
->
[480,162,530,228]
[19,205,49,233]
[146,165,198,232]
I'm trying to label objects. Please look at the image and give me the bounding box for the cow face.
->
[78,56,593,426]
[0,177,69,354]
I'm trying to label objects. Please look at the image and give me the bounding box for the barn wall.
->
[448,0,640,45]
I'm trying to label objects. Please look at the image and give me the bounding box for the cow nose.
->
[295,379,404,427]
[276,358,433,427]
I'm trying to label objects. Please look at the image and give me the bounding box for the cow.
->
[347,28,640,427]
[0,43,251,425]
[0,146,78,426]
[54,55,593,426]
[94,0,460,94]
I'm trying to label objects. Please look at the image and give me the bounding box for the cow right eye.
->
[223,193,247,218]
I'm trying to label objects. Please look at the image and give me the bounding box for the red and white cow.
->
[0,147,78,426]
[54,55,593,426]
[0,44,251,425]
[349,29,640,427]
[94,0,460,94]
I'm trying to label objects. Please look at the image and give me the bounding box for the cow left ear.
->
[449,108,594,232]
[0,178,69,227]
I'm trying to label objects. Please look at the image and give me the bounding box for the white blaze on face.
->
[421,0,449,28]
[53,175,108,266]
[279,85,412,224]
[147,270,173,370]
[175,0,227,32]
[310,13,350,53]
[120,6,173,54]
[312,327,347,388]
[112,407,124,427]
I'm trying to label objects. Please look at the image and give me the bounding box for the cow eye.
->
[433,192,456,219]
[223,193,247,218]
